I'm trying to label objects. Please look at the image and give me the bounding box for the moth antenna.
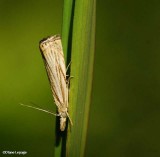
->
[20,103,58,116]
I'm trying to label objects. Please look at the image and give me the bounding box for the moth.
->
[39,35,72,131]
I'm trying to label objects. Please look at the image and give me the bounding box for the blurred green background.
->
[0,0,160,157]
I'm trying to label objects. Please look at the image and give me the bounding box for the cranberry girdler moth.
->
[39,35,72,131]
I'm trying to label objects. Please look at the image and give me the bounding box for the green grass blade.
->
[66,0,96,157]
[61,0,74,60]
[54,1,74,157]
[55,0,96,156]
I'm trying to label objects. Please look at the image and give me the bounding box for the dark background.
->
[0,0,160,157]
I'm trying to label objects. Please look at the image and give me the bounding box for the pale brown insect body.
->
[39,35,71,131]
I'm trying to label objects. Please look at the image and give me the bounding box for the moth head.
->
[59,111,68,118]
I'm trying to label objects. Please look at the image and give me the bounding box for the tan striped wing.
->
[39,35,67,109]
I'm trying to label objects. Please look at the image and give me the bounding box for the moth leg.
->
[65,79,73,126]
[66,61,72,73]
[66,76,74,85]
[66,112,73,126]
[66,61,74,83]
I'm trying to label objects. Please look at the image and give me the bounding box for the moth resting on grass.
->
[39,35,72,131]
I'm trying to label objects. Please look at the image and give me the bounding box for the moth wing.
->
[40,35,67,108]
[54,38,67,106]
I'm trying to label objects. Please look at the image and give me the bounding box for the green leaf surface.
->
[66,0,96,157]
[55,0,96,156]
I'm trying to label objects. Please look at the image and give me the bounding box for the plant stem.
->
[55,0,96,156]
